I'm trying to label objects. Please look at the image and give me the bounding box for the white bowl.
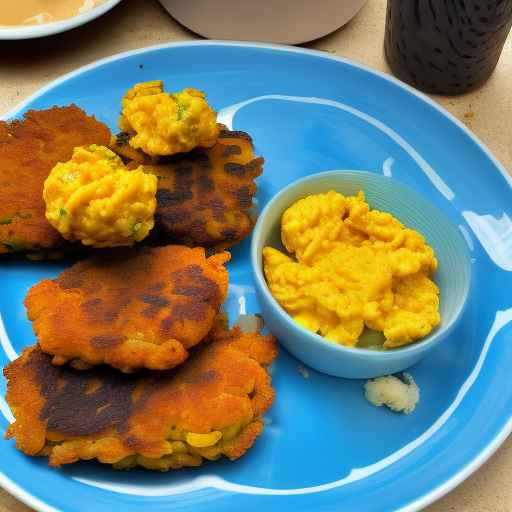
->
[158,0,368,44]
[0,0,122,40]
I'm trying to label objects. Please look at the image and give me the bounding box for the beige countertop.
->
[0,0,510,510]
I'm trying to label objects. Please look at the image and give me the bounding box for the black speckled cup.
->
[384,0,512,95]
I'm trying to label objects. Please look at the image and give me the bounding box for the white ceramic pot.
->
[159,0,368,44]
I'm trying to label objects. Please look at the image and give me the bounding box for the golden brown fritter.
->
[24,245,230,372]
[111,126,264,250]
[4,326,277,470]
[110,132,155,165]
[0,106,111,255]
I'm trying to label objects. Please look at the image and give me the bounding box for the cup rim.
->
[250,169,472,360]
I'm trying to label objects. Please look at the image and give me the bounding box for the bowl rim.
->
[250,169,472,360]
[0,0,122,40]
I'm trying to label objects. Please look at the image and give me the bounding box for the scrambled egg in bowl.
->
[119,80,219,157]
[263,190,440,349]
[44,145,157,248]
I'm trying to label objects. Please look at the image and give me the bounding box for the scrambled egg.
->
[44,145,157,247]
[119,80,219,157]
[263,190,440,349]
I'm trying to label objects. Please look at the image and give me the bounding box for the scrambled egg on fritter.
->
[119,80,219,157]
[44,145,157,248]
[263,190,440,348]
[0,105,111,256]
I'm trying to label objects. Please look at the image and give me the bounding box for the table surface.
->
[0,1,510,511]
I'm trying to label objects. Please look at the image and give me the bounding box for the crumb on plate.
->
[364,373,419,414]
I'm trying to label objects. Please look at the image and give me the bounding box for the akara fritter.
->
[4,326,277,470]
[111,127,263,250]
[0,106,111,256]
[25,245,230,372]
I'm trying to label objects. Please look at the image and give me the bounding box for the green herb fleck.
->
[0,212,32,225]
[3,240,26,251]
[59,208,67,218]
[171,93,189,121]
[176,102,188,121]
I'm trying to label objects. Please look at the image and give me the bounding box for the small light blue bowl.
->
[251,170,472,379]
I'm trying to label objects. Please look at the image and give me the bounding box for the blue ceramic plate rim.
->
[250,169,472,360]
[0,0,122,40]
[0,41,510,512]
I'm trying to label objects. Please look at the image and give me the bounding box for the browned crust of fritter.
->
[4,327,277,469]
[110,125,263,251]
[0,106,111,254]
[24,245,230,372]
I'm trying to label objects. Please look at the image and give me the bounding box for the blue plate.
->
[1,42,512,512]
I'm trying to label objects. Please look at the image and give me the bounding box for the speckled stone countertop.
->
[0,0,510,510]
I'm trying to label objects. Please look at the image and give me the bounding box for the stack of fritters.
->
[5,245,277,470]
[0,106,263,257]
[2,98,274,471]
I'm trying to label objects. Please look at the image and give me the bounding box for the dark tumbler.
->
[384,0,512,94]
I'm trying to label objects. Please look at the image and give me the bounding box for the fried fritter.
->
[4,326,277,470]
[0,106,111,255]
[110,132,155,165]
[111,127,263,250]
[24,245,230,372]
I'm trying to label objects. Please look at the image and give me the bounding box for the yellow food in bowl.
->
[44,145,157,248]
[263,190,440,349]
[119,80,219,157]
